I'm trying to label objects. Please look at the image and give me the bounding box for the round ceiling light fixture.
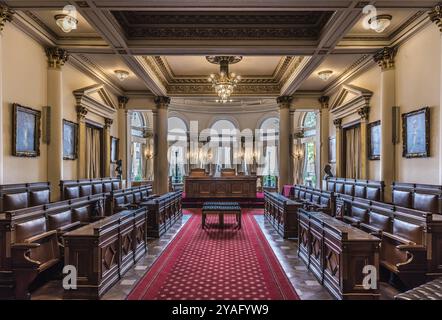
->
[318,70,333,81]
[54,5,78,33]
[368,14,392,33]
[114,70,130,81]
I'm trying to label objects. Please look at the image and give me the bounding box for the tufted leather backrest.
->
[15,217,47,242]
[80,185,92,197]
[3,192,28,211]
[92,183,103,195]
[73,206,91,223]
[354,185,366,199]
[414,193,438,213]
[392,190,412,208]
[366,187,381,201]
[368,211,391,232]
[65,186,80,200]
[393,219,423,244]
[30,190,50,207]
[351,205,368,223]
[48,210,73,230]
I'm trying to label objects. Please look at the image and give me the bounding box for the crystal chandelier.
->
[206,56,242,103]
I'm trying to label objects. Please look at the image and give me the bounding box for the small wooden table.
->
[202,202,242,229]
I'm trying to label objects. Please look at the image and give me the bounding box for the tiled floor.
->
[31,211,398,300]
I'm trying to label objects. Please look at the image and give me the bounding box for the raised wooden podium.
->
[185,176,257,198]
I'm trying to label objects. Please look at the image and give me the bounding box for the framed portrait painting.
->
[368,121,381,160]
[402,107,430,158]
[328,137,336,163]
[12,104,41,157]
[63,120,78,160]
[110,136,119,163]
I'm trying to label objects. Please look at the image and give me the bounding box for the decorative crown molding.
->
[0,5,14,32]
[155,96,171,108]
[358,106,370,120]
[333,118,342,129]
[104,118,114,129]
[45,47,69,69]
[429,3,442,32]
[76,105,88,121]
[318,96,330,109]
[74,84,116,119]
[118,96,129,109]
[373,47,398,71]
[277,96,293,108]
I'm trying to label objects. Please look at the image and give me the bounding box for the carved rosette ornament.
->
[45,47,69,69]
[104,118,114,129]
[118,96,129,109]
[429,4,442,32]
[318,96,330,109]
[0,5,14,32]
[76,105,88,121]
[333,118,343,129]
[373,47,398,71]
[358,106,370,120]
[154,96,171,109]
[277,96,293,109]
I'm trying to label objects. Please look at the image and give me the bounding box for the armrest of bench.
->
[58,221,82,234]
[11,243,41,268]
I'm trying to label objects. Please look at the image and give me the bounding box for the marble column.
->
[153,96,170,195]
[46,47,69,200]
[76,106,88,179]
[277,96,292,191]
[429,5,442,184]
[358,106,370,180]
[374,47,398,202]
[318,96,330,186]
[103,118,113,177]
[334,118,343,177]
[117,96,129,185]
[0,5,14,184]
[289,110,296,184]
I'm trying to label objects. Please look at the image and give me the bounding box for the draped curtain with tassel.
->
[345,126,361,179]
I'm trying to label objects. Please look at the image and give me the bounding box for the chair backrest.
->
[60,178,121,200]
[392,182,442,214]
[0,182,51,212]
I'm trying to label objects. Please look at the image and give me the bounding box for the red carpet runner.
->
[128,209,299,300]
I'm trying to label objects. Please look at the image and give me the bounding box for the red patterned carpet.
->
[128,209,299,300]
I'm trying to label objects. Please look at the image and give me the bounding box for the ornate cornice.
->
[104,118,114,129]
[429,3,442,32]
[373,47,398,71]
[45,47,69,69]
[358,106,370,120]
[277,96,293,108]
[318,96,330,109]
[76,105,88,121]
[155,96,171,109]
[0,5,14,32]
[118,96,129,109]
[333,118,342,129]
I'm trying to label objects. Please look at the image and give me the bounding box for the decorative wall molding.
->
[45,47,69,68]
[74,84,117,119]
[373,47,398,71]
[0,4,14,32]
[429,4,442,32]
[330,85,373,120]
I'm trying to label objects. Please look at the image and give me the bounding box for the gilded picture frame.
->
[368,121,381,160]
[63,119,78,160]
[402,107,430,158]
[110,136,119,163]
[12,103,41,157]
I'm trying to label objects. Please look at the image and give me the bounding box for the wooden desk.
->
[185,176,257,199]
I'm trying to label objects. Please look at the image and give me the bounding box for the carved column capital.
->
[373,47,398,71]
[333,118,343,129]
[429,4,442,32]
[45,47,69,69]
[318,96,330,109]
[118,96,129,109]
[276,96,292,109]
[104,118,113,129]
[0,5,14,32]
[76,105,88,121]
[358,106,370,120]
[154,96,171,109]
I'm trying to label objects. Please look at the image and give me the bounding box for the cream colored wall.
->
[327,24,440,185]
[2,24,48,183]
[1,24,120,184]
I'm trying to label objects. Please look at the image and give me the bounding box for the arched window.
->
[258,117,279,188]
[168,117,188,183]
[130,112,148,182]
[210,120,238,175]
[302,111,318,187]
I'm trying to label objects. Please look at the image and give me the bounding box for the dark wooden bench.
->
[264,191,300,239]
[145,191,183,238]
[108,185,155,215]
[392,182,442,215]
[292,185,335,216]
[0,182,50,213]
[59,178,121,201]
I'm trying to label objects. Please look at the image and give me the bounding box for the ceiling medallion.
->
[318,70,333,81]
[114,70,130,81]
[54,5,78,33]
[368,14,392,33]
[206,56,242,103]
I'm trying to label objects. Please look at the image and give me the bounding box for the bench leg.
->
[13,268,38,300]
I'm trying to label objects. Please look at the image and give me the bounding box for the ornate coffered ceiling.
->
[2,0,440,102]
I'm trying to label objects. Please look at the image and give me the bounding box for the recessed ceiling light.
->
[318,70,333,81]
[368,14,392,33]
[114,70,130,81]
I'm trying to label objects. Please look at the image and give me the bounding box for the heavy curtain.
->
[86,126,101,179]
[345,126,361,179]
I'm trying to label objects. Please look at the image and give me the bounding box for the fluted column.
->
[374,47,397,202]
[358,106,370,179]
[429,4,442,184]
[277,96,292,191]
[46,47,69,200]
[153,96,170,194]
[0,5,14,184]
[334,119,343,177]
[319,96,330,185]
[117,96,129,184]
